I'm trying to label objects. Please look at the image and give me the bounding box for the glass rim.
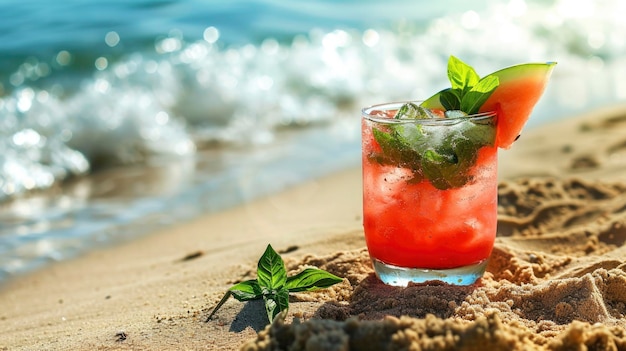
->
[362,101,497,125]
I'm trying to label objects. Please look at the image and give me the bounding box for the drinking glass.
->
[361,101,498,286]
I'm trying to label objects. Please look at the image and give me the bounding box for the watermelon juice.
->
[361,102,498,286]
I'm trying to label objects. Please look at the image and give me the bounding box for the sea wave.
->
[2,0,625,201]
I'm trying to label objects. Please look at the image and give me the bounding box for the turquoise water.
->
[1,0,625,283]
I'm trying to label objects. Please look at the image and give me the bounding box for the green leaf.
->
[206,244,343,326]
[439,89,460,111]
[460,75,499,115]
[257,244,287,291]
[420,120,496,190]
[420,88,446,109]
[229,280,263,301]
[372,127,416,164]
[205,280,264,322]
[421,149,462,190]
[263,287,289,323]
[394,124,430,155]
[421,143,472,190]
[369,117,495,190]
[371,126,425,183]
[285,268,343,292]
[447,55,480,95]
[423,56,501,115]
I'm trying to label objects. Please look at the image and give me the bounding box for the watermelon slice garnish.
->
[479,63,556,148]
[421,57,556,149]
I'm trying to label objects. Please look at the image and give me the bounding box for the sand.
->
[1,104,626,350]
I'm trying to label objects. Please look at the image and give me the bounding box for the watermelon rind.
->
[420,61,556,149]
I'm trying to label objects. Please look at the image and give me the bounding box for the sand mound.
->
[241,178,626,350]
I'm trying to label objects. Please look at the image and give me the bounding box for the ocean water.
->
[1,0,625,283]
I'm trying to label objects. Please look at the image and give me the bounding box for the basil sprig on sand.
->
[206,244,342,325]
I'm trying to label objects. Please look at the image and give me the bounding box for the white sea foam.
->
[2,0,625,200]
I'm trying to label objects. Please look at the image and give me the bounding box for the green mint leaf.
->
[257,244,287,291]
[229,280,263,301]
[372,126,396,149]
[370,119,496,190]
[460,75,500,115]
[447,55,480,95]
[371,126,425,183]
[421,148,467,190]
[205,280,264,322]
[419,120,495,190]
[285,268,343,292]
[372,127,415,165]
[423,56,500,115]
[439,89,460,111]
[263,287,289,323]
[394,124,430,153]
[421,136,477,191]
[424,148,456,164]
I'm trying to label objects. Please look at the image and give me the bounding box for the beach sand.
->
[1,104,626,350]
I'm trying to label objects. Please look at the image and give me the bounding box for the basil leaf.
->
[285,268,343,292]
[263,287,289,323]
[229,280,263,301]
[206,280,263,321]
[395,124,430,154]
[439,89,460,111]
[447,55,480,95]
[372,127,418,165]
[371,126,425,183]
[421,149,465,190]
[424,56,500,115]
[460,75,499,115]
[420,120,495,190]
[421,143,472,190]
[374,119,495,190]
[257,244,287,291]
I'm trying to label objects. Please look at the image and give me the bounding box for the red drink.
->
[361,102,498,286]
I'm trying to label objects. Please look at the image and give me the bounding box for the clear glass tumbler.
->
[361,101,498,286]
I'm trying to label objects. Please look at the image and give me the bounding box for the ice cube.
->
[444,110,468,118]
[394,103,436,119]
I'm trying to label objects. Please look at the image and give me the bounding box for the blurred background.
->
[1,0,625,282]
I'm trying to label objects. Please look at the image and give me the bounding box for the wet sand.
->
[1,104,626,350]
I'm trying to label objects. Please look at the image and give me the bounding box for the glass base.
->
[371,258,488,287]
